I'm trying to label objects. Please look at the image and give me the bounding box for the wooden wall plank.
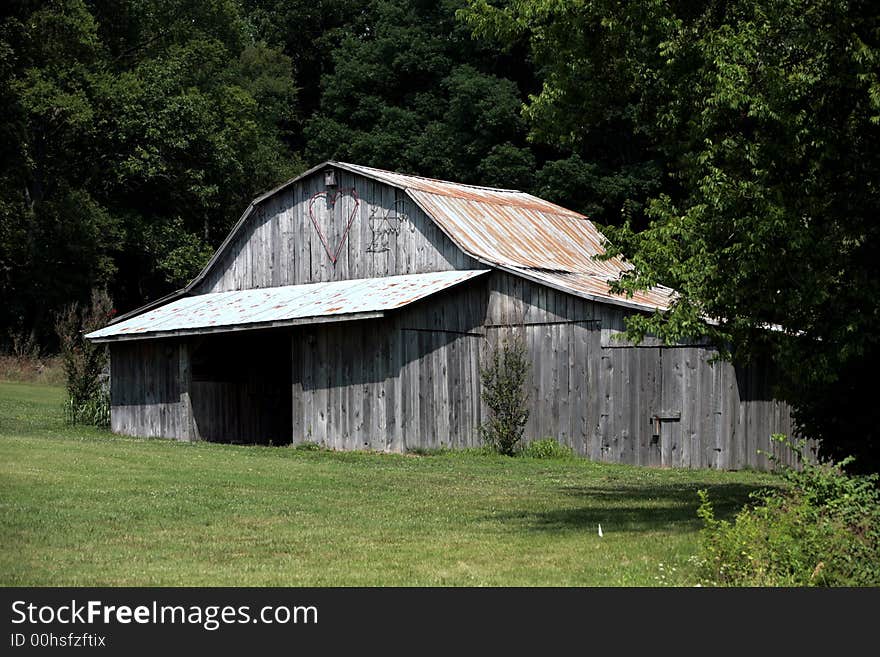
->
[193,169,479,295]
[114,244,808,470]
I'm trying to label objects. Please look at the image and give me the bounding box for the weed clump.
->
[521,438,574,459]
[696,437,880,586]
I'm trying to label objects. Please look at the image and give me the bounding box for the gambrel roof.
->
[109,161,673,325]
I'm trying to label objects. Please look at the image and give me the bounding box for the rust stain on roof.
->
[334,162,671,311]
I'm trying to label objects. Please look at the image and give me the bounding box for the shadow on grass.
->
[489,482,781,534]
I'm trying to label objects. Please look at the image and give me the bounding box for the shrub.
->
[479,337,530,456]
[521,438,575,459]
[294,441,325,452]
[55,290,114,428]
[696,438,880,586]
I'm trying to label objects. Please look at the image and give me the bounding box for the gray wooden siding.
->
[484,271,805,469]
[291,281,488,451]
[110,340,188,440]
[193,170,479,294]
[110,270,806,470]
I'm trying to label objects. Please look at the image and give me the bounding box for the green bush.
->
[696,438,880,586]
[521,438,575,459]
[479,337,530,456]
[55,290,113,429]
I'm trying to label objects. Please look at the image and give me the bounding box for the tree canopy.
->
[463,0,880,469]
[1,0,300,341]
[1,0,878,468]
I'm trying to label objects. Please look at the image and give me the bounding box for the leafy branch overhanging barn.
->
[87,161,801,470]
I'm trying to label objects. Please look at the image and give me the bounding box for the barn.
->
[86,161,802,470]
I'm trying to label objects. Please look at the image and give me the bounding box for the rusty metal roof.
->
[330,162,673,311]
[505,267,675,312]
[86,270,489,342]
[106,161,672,328]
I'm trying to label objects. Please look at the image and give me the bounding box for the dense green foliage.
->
[697,440,880,586]
[0,380,778,585]
[1,0,301,344]
[2,1,877,470]
[479,338,530,455]
[464,0,880,471]
[304,1,537,188]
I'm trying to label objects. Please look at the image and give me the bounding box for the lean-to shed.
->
[87,162,802,470]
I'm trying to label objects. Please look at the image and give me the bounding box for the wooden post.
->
[179,340,199,441]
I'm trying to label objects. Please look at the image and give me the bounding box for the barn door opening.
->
[190,330,292,445]
[655,349,683,467]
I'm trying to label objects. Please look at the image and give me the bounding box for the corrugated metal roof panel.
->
[506,268,675,312]
[334,162,669,309]
[86,270,489,341]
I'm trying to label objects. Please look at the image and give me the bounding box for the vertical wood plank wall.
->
[110,340,187,440]
[192,170,479,294]
[110,271,805,469]
[291,281,488,451]
[283,271,804,469]
[483,272,804,469]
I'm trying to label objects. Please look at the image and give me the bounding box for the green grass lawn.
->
[0,380,779,586]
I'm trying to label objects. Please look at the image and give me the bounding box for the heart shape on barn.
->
[307,188,361,265]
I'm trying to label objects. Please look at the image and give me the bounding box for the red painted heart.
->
[307,188,361,265]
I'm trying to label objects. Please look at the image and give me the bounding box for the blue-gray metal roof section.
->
[86,270,489,342]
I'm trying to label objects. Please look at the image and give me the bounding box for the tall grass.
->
[0,354,65,385]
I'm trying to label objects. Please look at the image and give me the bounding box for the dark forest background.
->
[1,0,878,468]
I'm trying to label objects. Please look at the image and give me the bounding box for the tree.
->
[461,0,674,224]
[0,0,301,346]
[305,0,537,186]
[464,0,880,471]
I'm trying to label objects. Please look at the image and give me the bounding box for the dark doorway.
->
[190,330,292,445]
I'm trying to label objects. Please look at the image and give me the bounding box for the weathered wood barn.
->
[87,161,801,470]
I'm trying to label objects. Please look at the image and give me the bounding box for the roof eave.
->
[108,288,188,325]
[89,310,386,343]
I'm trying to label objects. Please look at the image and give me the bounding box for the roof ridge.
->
[333,161,523,194]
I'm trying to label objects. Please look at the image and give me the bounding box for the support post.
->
[179,340,199,441]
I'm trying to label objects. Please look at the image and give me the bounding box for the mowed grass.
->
[0,381,780,586]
